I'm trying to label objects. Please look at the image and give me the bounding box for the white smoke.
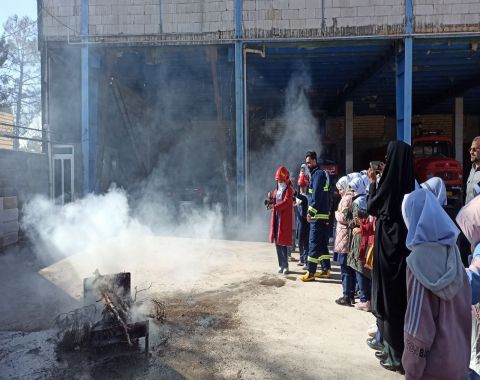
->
[245,69,321,239]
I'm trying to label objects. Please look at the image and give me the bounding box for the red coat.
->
[269,184,294,246]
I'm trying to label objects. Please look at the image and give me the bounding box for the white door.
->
[52,145,74,205]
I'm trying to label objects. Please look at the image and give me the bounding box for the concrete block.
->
[177,2,202,13]
[221,11,233,21]
[275,0,290,10]
[2,221,19,235]
[306,18,321,28]
[1,232,18,248]
[415,4,434,16]
[358,6,375,17]
[305,0,321,9]
[299,8,309,19]
[145,4,160,15]
[205,11,222,22]
[127,5,145,15]
[119,14,135,24]
[290,18,306,28]
[2,197,17,210]
[323,7,341,18]
[388,15,404,25]
[243,0,257,11]
[340,7,357,17]
[464,13,480,24]
[125,24,145,34]
[468,3,480,14]
[289,0,306,9]
[0,209,18,223]
[144,23,160,34]
[273,19,290,28]
[282,9,299,19]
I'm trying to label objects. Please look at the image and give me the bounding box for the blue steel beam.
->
[396,0,413,144]
[235,0,245,220]
[81,0,90,193]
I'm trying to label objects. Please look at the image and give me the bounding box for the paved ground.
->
[0,236,402,379]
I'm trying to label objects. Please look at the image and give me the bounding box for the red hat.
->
[275,166,289,181]
[298,173,309,187]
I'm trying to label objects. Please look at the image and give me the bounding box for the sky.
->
[0,0,37,29]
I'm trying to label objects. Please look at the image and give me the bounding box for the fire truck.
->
[412,132,464,206]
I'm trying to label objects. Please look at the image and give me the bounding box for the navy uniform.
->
[306,166,331,274]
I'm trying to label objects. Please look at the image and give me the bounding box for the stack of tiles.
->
[0,196,19,248]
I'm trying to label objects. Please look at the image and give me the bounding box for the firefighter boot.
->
[314,270,331,279]
[300,272,315,282]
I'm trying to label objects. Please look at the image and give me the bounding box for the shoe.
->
[375,351,387,360]
[278,267,283,274]
[335,296,353,307]
[314,270,331,279]
[283,268,290,275]
[367,323,377,337]
[299,272,315,282]
[354,289,360,298]
[355,301,372,312]
[366,337,384,351]
[297,261,304,266]
[379,360,405,374]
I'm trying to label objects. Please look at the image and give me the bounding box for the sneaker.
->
[355,301,371,312]
[367,337,384,351]
[367,323,377,337]
[299,272,315,282]
[314,270,331,279]
[283,268,290,275]
[335,296,353,307]
[278,267,283,274]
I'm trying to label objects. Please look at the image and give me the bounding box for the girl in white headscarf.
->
[421,177,447,206]
[333,176,356,306]
[401,189,471,380]
[346,176,372,311]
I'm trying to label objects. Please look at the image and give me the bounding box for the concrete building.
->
[37,0,480,220]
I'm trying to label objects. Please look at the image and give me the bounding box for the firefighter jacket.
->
[307,166,330,221]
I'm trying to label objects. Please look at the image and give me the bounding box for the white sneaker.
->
[367,323,377,337]
[283,268,290,275]
[278,267,283,273]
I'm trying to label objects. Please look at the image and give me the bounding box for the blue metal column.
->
[235,0,245,220]
[81,0,90,193]
[396,0,413,144]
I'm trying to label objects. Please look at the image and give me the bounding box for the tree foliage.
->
[1,15,41,149]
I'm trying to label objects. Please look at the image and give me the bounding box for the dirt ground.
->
[0,237,402,379]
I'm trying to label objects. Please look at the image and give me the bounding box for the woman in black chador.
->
[367,141,416,372]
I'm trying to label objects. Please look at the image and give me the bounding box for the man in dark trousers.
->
[300,151,331,282]
[295,174,310,267]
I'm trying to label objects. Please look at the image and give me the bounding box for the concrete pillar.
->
[455,97,464,164]
[345,101,353,173]
[81,0,90,194]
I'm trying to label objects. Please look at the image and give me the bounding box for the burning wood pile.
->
[55,271,149,355]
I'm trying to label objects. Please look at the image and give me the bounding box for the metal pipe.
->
[62,31,480,47]
[45,123,54,199]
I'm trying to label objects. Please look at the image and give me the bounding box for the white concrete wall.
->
[39,0,480,42]
[414,0,480,33]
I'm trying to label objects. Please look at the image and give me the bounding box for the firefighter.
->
[300,151,331,282]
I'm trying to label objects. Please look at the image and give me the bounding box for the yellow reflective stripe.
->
[311,214,329,220]
[319,255,330,261]
[323,183,329,192]
[308,206,318,215]
[308,188,313,194]
[307,256,320,263]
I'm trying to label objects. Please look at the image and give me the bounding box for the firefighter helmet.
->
[275,166,289,181]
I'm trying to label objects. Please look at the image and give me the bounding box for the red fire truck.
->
[412,133,463,205]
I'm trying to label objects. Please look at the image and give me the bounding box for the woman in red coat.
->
[269,166,294,274]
